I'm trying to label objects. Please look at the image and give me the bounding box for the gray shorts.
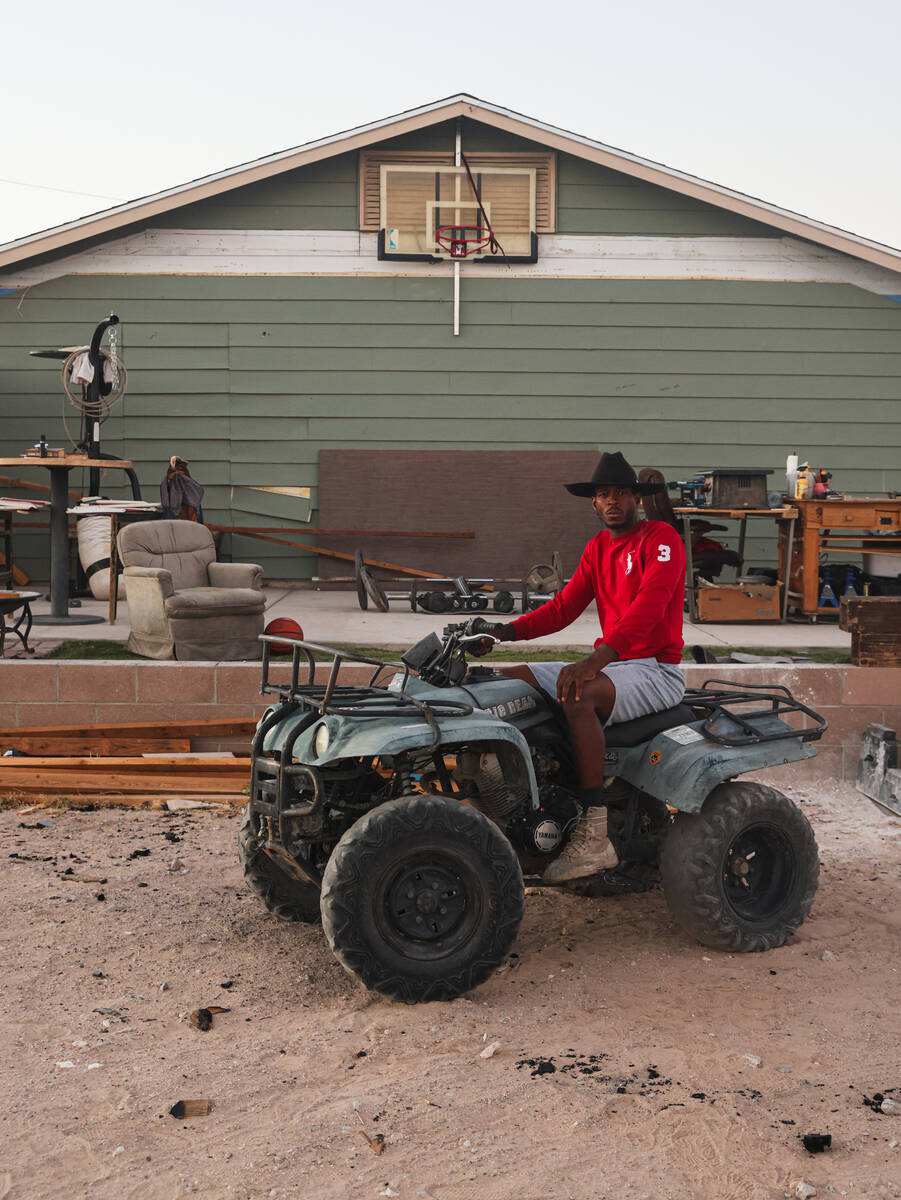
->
[527,658,686,726]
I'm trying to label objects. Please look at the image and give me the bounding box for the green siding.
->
[556,153,778,236]
[153,152,359,230]
[126,120,781,238]
[2,274,900,580]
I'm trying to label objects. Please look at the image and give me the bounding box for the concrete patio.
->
[14,584,853,655]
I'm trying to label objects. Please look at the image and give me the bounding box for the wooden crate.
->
[696,582,779,622]
[839,596,901,667]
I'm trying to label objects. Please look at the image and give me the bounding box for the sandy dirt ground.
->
[1,775,899,1200]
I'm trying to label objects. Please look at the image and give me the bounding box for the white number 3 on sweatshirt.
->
[657,543,671,562]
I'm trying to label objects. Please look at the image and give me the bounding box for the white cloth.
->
[69,348,113,386]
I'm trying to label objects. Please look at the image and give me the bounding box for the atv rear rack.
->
[685,680,828,747]
[257,635,473,748]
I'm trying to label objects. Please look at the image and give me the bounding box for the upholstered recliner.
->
[118,520,265,660]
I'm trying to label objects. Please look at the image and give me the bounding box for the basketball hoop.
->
[435,226,498,259]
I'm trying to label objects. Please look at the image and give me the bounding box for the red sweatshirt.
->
[512,520,686,663]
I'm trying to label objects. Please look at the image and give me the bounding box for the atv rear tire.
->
[660,781,819,952]
[320,794,524,1003]
[238,805,322,924]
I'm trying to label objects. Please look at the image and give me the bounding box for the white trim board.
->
[2,230,900,296]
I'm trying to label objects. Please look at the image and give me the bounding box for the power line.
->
[0,176,125,201]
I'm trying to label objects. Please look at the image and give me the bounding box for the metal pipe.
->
[48,467,70,618]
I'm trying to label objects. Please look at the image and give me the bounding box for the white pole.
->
[453,120,462,337]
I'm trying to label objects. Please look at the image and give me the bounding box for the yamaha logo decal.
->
[533,820,563,852]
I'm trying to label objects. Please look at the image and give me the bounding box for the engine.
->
[451,742,580,869]
[452,750,525,822]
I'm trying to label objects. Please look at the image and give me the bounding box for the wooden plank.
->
[0,771,247,794]
[0,717,258,739]
[6,738,191,756]
[228,528,443,578]
[0,755,249,772]
[209,524,474,539]
[0,455,132,468]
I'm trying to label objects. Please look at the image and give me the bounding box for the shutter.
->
[360,150,555,233]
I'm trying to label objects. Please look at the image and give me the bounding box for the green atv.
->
[238,621,826,1003]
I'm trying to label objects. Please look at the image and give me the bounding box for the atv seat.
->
[605,703,698,748]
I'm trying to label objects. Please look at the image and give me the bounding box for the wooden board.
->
[0,755,249,771]
[4,737,192,756]
[0,717,258,740]
[0,771,248,794]
[318,449,603,579]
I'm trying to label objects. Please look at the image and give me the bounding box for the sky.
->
[2,0,900,251]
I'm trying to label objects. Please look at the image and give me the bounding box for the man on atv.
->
[481,451,686,883]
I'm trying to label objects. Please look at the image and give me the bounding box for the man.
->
[479,451,686,883]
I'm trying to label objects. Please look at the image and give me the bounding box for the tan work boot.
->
[541,806,619,883]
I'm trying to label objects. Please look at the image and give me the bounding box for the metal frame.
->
[677,507,797,623]
[259,634,473,726]
[684,679,828,746]
[252,634,476,848]
[378,162,538,264]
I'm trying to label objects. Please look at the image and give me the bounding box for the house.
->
[2,94,900,582]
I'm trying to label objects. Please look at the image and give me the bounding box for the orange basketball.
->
[264,617,303,652]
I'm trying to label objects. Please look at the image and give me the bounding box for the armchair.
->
[118,520,265,660]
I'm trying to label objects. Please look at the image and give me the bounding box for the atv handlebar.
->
[444,617,502,639]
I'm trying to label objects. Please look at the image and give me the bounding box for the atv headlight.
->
[313,723,331,757]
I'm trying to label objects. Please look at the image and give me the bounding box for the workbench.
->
[780,498,901,617]
[675,506,798,622]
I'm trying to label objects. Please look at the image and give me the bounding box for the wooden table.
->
[780,498,901,616]
[675,506,798,622]
[0,455,135,624]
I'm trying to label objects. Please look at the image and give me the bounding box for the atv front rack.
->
[257,635,473,752]
[685,680,828,747]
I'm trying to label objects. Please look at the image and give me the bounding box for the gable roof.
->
[2,93,900,274]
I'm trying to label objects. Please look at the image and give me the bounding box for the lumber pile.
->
[0,717,258,807]
[840,596,901,667]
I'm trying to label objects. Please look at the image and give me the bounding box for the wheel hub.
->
[387,864,467,942]
[724,824,796,921]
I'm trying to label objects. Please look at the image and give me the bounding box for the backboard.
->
[378,164,538,263]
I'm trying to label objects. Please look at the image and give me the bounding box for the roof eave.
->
[2,93,901,276]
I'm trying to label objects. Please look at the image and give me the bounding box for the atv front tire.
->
[238,805,322,924]
[660,781,819,952]
[320,794,524,1003]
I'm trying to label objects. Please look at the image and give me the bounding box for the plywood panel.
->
[318,449,605,580]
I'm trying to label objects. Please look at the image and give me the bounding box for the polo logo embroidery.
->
[625,551,633,575]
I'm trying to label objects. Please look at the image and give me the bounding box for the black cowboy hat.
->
[565,452,666,498]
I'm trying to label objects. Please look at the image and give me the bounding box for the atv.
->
[238,622,827,1004]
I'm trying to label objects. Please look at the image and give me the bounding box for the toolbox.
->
[705,469,772,508]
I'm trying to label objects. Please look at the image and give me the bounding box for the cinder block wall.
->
[1,662,898,780]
